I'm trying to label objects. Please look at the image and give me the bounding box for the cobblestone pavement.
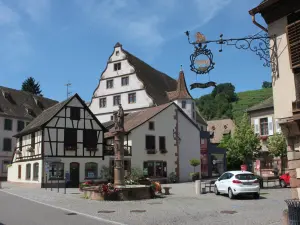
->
[0,182,291,225]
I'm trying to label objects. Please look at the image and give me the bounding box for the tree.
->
[219,113,261,166]
[262,81,272,89]
[189,159,200,173]
[267,132,287,174]
[195,83,238,120]
[21,77,42,96]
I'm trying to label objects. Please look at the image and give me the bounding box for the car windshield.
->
[235,174,256,180]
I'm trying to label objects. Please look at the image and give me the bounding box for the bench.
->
[204,180,216,193]
[263,176,279,187]
[163,187,172,195]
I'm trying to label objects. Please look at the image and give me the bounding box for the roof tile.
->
[0,86,58,120]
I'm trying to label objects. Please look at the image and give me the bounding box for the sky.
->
[0,0,271,102]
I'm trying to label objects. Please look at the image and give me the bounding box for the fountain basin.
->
[82,185,153,201]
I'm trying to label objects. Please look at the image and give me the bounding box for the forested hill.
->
[195,82,273,122]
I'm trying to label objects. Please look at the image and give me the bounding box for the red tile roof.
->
[167,70,192,101]
[105,103,172,138]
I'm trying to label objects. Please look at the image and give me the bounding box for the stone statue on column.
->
[113,104,125,186]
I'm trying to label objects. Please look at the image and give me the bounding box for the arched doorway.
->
[69,162,80,188]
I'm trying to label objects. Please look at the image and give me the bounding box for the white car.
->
[214,171,260,199]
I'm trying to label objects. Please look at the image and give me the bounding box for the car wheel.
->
[228,188,235,199]
[280,180,287,188]
[214,185,220,195]
[253,193,260,199]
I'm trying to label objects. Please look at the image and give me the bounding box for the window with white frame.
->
[260,118,268,136]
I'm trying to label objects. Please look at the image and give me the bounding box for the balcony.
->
[103,145,132,156]
[292,100,300,115]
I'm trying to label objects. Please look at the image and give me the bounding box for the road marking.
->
[0,189,129,225]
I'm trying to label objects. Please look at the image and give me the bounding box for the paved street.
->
[0,182,291,225]
[0,190,119,225]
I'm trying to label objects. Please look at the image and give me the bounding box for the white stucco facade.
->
[177,109,201,181]
[7,95,105,187]
[269,17,296,120]
[102,103,200,182]
[0,116,30,180]
[89,45,154,123]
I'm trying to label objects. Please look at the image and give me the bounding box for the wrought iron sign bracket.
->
[185,31,278,76]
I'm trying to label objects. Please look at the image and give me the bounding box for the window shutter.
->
[275,119,281,133]
[268,117,274,136]
[254,119,259,134]
[286,20,300,70]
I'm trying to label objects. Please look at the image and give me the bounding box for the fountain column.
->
[113,104,125,186]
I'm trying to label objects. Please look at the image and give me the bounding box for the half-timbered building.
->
[7,93,106,188]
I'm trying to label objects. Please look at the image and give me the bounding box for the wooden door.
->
[18,165,21,179]
[69,162,80,187]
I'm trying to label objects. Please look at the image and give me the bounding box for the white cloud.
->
[190,0,232,30]
[75,0,233,57]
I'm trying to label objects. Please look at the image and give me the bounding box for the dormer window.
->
[114,63,121,71]
[25,107,36,117]
[182,101,186,109]
[116,51,119,56]
[107,79,113,89]
[2,90,15,104]
[33,97,44,110]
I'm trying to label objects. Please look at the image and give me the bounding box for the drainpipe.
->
[251,14,268,33]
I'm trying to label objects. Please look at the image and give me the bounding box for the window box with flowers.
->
[27,147,35,152]
[16,149,22,155]
[260,136,268,141]
[159,149,168,154]
[86,147,98,152]
[65,146,77,151]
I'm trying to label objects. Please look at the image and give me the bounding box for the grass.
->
[232,88,273,122]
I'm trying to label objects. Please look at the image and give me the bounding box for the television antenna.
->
[65,81,72,98]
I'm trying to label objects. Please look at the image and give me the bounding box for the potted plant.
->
[168,172,178,183]
[190,172,200,182]
[189,158,200,181]
[27,147,35,152]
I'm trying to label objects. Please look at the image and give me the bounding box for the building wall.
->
[89,46,154,123]
[43,97,103,157]
[127,105,177,180]
[7,159,43,184]
[269,17,296,119]
[249,108,281,151]
[173,99,196,121]
[8,96,105,185]
[178,109,201,182]
[0,116,30,179]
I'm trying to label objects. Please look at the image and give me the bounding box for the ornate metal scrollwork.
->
[190,45,215,74]
[185,31,278,74]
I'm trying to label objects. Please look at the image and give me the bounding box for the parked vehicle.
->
[214,171,260,199]
[279,172,290,188]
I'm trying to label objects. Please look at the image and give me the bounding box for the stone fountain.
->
[82,104,152,201]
